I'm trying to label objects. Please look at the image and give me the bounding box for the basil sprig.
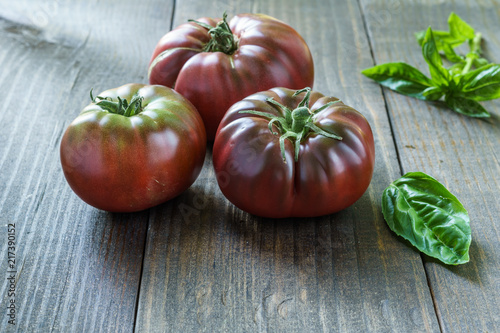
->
[382,172,471,265]
[362,12,499,117]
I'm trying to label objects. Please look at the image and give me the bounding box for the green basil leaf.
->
[415,30,464,49]
[441,42,464,63]
[422,27,451,86]
[415,30,426,46]
[422,86,444,101]
[448,62,466,76]
[459,64,500,101]
[415,13,474,57]
[448,12,475,40]
[362,62,435,99]
[445,94,491,117]
[473,57,489,69]
[382,172,472,265]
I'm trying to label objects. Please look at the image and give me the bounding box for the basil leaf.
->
[422,86,444,101]
[448,62,466,76]
[416,14,475,59]
[459,64,500,101]
[473,57,489,69]
[441,42,464,63]
[445,94,490,117]
[448,12,475,40]
[415,30,426,46]
[422,28,451,86]
[382,172,472,265]
[361,62,435,100]
[415,30,464,49]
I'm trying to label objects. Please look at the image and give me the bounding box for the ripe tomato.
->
[60,84,206,212]
[213,87,375,218]
[148,13,314,140]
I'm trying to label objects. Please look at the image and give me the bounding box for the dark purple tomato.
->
[60,84,206,212]
[213,87,375,218]
[148,13,314,140]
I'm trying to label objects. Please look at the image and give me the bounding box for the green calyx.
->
[239,88,343,163]
[189,12,238,54]
[90,89,144,117]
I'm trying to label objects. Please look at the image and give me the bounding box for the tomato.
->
[213,87,375,218]
[60,84,206,212]
[148,13,314,140]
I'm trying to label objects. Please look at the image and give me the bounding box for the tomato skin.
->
[60,84,206,212]
[148,14,314,140]
[212,88,375,218]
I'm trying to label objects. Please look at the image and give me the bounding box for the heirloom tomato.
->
[213,87,375,218]
[60,84,206,212]
[148,13,314,140]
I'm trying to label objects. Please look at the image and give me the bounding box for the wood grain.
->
[359,0,500,332]
[0,0,172,331]
[0,0,498,332]
[135,0,440,332]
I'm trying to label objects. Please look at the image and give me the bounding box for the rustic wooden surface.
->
[0,0,498,332]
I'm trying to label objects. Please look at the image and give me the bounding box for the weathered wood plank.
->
[2,0,497,332]
[136,0,441,332]
[359,0,500,332]
[0,0,175,331]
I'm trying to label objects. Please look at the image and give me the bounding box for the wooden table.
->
[1,0,499,332]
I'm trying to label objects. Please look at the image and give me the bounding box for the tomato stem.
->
[90,89,144,117]
[239,88,342,163]
[189,12,238,55]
